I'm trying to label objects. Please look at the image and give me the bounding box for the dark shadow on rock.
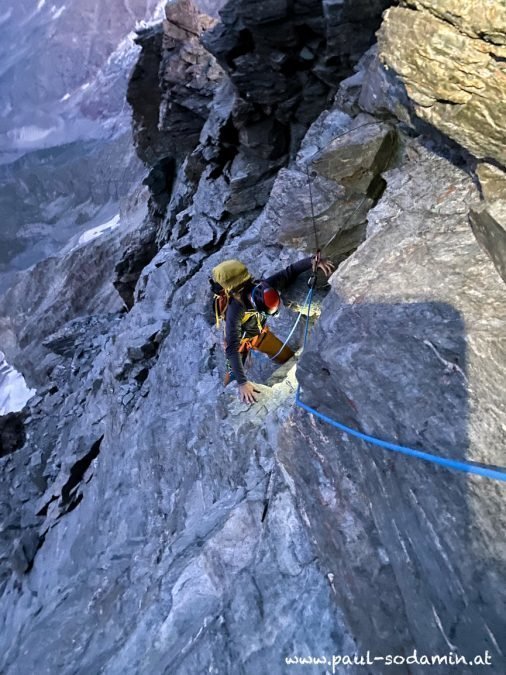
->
[278,297,506,671]
[0,412,26,458]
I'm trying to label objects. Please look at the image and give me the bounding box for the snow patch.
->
[8,125,55,143]
[153,0,168,20]
[60,92,71,102]
[105,31,137,69]
[0,352,35,415]
[51,5,66,20]
[37,0,47,11]
[78,214,120,245]
[135,0,168,29]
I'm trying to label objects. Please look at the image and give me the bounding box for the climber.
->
[211,255,334,403]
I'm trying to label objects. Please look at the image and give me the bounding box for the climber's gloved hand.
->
[313,255,335,277]
[239,381,260,404]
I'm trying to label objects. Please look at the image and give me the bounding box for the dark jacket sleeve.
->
[225,299,248,385]
[264,257,313,291]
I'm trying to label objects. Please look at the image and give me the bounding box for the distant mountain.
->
[0,0,168,292]
[0,0,166,156]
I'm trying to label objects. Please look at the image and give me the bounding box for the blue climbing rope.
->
[295,286,506,482]
[269,289,312,361]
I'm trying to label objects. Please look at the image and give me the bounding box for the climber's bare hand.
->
[317,257,335,277]
[239,381,260,404]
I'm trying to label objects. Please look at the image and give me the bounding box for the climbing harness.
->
[295,286,506,483]
[269,289,311,361]
[241,310,264,334]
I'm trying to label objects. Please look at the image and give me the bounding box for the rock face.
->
[469,200,506,284]
[122,0,393,304]
[1,0,506,674]
[203,0,391,152]
[265,111,398,262]
[128,1,224,166]
[293,140,506,663]
[376,1,506,167]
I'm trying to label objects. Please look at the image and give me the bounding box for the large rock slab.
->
[469,200,506,285]
[377,3,506,167]
[289,139,506,668]
[265,110,397,260]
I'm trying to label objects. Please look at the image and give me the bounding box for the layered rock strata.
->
[122,0,393,306]
[375,2,506,164]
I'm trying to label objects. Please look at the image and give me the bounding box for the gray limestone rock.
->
[469,201,506,286]
[292,139,506,670]
[266,111,397,261]
[476,163,506,203]
[313,116,397,193]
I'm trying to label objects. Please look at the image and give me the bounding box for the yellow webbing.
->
[241,310,263,332]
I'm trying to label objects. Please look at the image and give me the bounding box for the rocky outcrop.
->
[121,0,394,305]
[128,1,224,167]
[260,110,397,267]
[376,2,506,167]
[292,139,506,664]
[336,1,506,292]
[203,0,391,151]
[469,200,506,284]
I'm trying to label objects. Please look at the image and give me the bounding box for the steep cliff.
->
[0,1,505,673]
